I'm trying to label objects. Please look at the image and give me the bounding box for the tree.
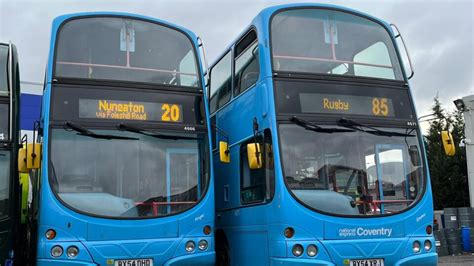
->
[426,97,469,209]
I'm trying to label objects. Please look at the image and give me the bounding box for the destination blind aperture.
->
[79,99,183,122]
[299,93,395,117]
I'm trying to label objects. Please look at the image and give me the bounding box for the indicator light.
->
[284,227,295,238]
[45,229,56,240]
[203,225,212,235]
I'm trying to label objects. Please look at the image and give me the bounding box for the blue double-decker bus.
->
[209,4,436,266]
[20,12,215,266]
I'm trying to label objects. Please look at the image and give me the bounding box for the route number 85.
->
[372,98,389,116]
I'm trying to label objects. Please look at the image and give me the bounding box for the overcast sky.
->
[1,0,473,122]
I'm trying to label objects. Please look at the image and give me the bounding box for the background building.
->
[20,81,42,141]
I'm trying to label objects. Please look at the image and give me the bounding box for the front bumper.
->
[270,257,335,265]
[37,259,98,266]
[164,251,215,266]
[37,252,215,266]
[270,252,438,266]
[395,252,438,266]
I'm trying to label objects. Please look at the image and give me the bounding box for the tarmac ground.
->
[439,254,474,265]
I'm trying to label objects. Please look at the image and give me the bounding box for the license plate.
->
[114,259,153,266]
[350,259,384,266]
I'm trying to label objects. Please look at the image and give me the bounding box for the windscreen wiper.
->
[337,118,415,137]
[63,121,138,140]
[117,123,198,140]
[289,116,355,133]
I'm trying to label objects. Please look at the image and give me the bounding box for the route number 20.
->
[372,98,389,116]
[161,104,180,122]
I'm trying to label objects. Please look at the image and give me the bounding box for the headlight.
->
[412,241,421,253]
[307,244,318,257]
[424,240,432,251]
[292,244,304,257]
[185,241,196,252]
[66,246,79,258]
[51,245,63,257]
[198,240,208,251]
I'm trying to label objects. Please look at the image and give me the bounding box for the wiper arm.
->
[63,121,138,140]
[289,116,355,133]
[337,118,415,137]
[117,123,198,140]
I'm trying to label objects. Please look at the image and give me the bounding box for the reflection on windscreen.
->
[55,17,199,87]
[271,9,403,80]
[50,129,207,218]
[0,151,10,217]
[280,124,423,216]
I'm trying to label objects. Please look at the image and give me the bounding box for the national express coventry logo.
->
[338,227,393,237]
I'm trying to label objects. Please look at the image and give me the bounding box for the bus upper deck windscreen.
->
[271,8,403,80]
[55,17,200,87]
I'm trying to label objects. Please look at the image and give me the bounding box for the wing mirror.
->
[247,143,263,169]
[18,122,42,173]
[18,143,42,173]
[441,131,456,156]
[219,141,230,163]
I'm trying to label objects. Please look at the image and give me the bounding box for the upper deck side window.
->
[0,45,9,141]
[209,51,232,113]
[54,17,200,88]
[234,30,259,96]
[0,45,8,93]
[271,8,403,81]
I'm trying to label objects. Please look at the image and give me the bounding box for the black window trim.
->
[208,49,233,114]
[233,28,260,97]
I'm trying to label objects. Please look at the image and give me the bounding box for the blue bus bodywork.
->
[31,12,215,266]
[210,4,436,266]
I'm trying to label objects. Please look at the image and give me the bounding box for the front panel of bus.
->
[36,15,214,266]
[268,7,436,265]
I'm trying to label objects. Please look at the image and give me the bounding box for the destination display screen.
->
[275,79,415,120]
[300,93,395,117]
[0,103,8,140]
[79,99,183,122]
[51,85,204,126]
